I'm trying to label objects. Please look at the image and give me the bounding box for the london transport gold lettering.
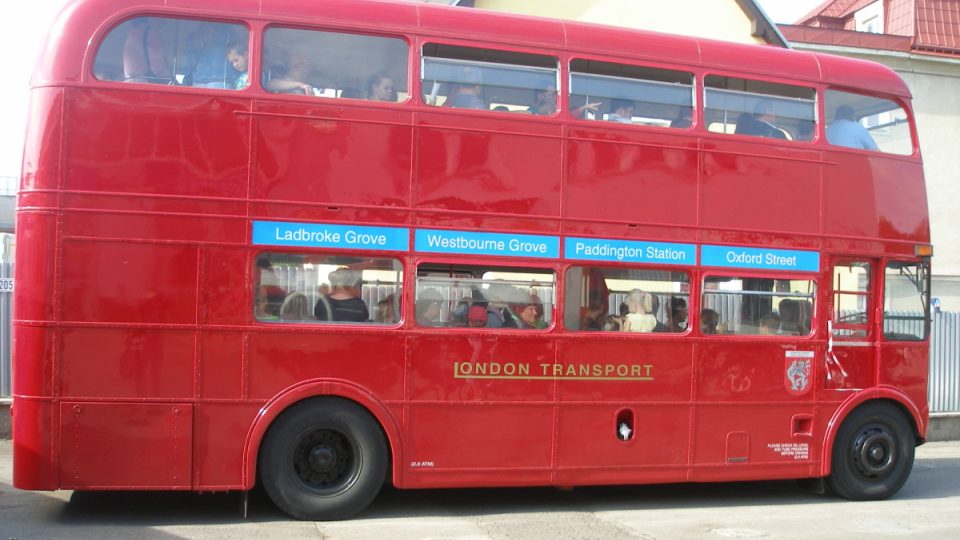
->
[453,361,653,381]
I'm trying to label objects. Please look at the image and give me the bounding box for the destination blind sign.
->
[701,245,820,272]
[415,229,560,259]
[252,221,409,251]
[565,237,695,265]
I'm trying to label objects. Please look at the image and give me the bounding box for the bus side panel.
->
[565,127,699,233]
[63,89,250,199]
[252,102,413,209]
[701,142,821,236]
[824,155,928,243]
[12,399,55,490]
[878,342,930,436]
[403,334,555,487]
[192,402,261,488]
[59,402,192,489]
[555,338,693,485]
[416,112,562,220]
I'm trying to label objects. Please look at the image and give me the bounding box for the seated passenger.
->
[415,289,444,326]
[622,290,656,333]
[467,305,488,327]
[528,85,558,115]
[448,67,485,109]
[607,99,635,124]
[225,42,249,90]
[314,268,368,322]
[266,54,315,95]
[515,294,547,329]
[255,285,286,321]
[650,294,669,332]
[184,25,235,88]
[668,296,688,332]
[365,73,396,102]
[700,308,720,334]
[748,100,787,139]
[670,108,692,128]
[759,312,781,335]
[374,294,398,324]
[826,105,879,150]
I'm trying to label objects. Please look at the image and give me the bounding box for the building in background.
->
[781,0,960,309]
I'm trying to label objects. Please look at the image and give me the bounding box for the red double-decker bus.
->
[14,0,932,520]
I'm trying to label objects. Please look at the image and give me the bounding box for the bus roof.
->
[40,0,911,99]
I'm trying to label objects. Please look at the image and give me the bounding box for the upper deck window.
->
[704,75,815,142]
[263,27,408,101]
[421,44,558,114]
[825,90,913,155]
[569,59,694,128]
[94,17,249,88]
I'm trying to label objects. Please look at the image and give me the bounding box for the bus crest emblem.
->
[785,358,812,395]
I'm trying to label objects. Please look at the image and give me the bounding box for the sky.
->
[0,0,825,179]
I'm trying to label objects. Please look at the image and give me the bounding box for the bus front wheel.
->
[827,402,915,500]
[258,398,387,520]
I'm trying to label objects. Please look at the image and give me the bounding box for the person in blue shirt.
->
[827,105,879,150]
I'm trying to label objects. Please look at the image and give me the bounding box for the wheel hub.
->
[852,427,896,478]
[293,429,354,490]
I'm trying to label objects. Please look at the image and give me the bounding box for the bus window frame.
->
[90,13,255,90]
[700,271,819,338]
[418,39,561,115]
[823,87,918,157]
[701,71,818,143]
[260,22,413,104]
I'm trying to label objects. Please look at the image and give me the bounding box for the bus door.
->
[693,274,822,478]
[826,260,877,393]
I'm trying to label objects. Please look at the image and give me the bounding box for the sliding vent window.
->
[94,17,249,88]
[832,262,871,338]
[702,276,815,336]
[883,261,930,341]
[825,90,913,155]
[262,27,408,101]
[704,75,815,142]
[422,44,558,114]
[570,59,694,127]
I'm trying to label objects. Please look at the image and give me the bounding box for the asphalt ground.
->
[1,440,959,539]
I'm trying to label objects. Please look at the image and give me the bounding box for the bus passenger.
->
[448,68,485,109]
[516,294,547,329]
[750,100,787,139]
[416,289,444,326]
[467,305,488,327]
[366,73,396,102]
[314,268,368,322]
[529,86,558,115]
[827,105,879,151]
[759,312,781,335]
[122,18,173,84]
[607,99,635,124]
[668,297,688,332]
[374,294,398,324]
[225,42,249,90]
[700,308,720,334]
[622,290,656,333]
[184,25,235,88]
[266,54,315,95]
[650,294,669,332]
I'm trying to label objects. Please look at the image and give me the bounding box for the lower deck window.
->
[255,253,402,324]
[415,264,554,329]
[564,266,690,333]
[702,276,815,336]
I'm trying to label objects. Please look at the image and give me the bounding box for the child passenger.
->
[621,289,656,333]
[225,42,249,90]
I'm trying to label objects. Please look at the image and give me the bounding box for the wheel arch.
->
[819,386,925,477]
[241,379,403,490]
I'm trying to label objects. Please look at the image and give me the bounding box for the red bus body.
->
[14,0,930,517]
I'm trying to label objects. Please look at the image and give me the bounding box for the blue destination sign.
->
[252,221,409,251]
[415,229,560,259]
[565,237,695,265]
[701,245,820,272]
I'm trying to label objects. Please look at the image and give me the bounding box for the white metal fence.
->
[0,271,956,411]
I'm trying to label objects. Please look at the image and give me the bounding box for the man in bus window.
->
[266,54,315,95]
[607,99,635,124]
[826,105,879,151]
[750,100,787,139]
[700,308,720,334]
[225,42,249,90]
[448,67,485,109]
[529,85,558,115]
[314,268,368,322]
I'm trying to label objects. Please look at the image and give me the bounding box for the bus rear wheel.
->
[827,402,915,500]
[258,398,387,520]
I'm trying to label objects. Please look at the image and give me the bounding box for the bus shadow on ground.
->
[56,455,960,525]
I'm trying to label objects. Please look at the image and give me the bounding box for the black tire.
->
[827,402,915,500]
[258,398,388,520]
